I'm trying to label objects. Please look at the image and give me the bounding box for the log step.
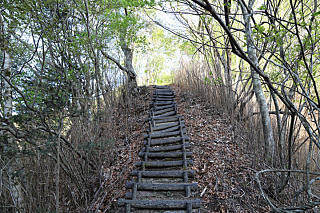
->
[152,98,174,101]
[153,94,175,98]
[135,160,193,168]
[152,107,175,115]
[153,85,169,88]
[141,143,190,152]
[145,115,181,123]
[152,125,185,133]
[153,115,182,120]
[144,130,186,139]
[144,136,189,146]
[154,92,175,96]
[152,97,175,101]
[152,104,176,111]
[153,88,172,92]
[139,151,192,158]
[131,170,194,178]
[126,182,198,191]
[118,199,201,209]
[151,101,175,106]
[152,121,181,131]
[151,111,176,119]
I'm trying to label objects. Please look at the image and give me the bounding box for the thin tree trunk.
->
[56,118,63,213]
[3,50,24,212]
[240,1,275,160]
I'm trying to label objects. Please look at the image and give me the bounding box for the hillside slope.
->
[95,85,269,212]
[173,85,269,212]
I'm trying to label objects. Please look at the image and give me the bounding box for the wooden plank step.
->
[152,115,181,121]
[118,199,201,209]
[126,182,198,191]
[139,151,192,158]
[152,107,175,115]
[152,97,175,101]
[145,115,180,123]
[151,111,176,119]
[151,104,176,111]
[151,100,174,105]
[144,130,185,139]
[152,121,182,131]
[153,95,175,99]
[135,159,193,168]
[141,143,190,152]
[154,118,183,125]
[154,90,174,94]
[152,121,179,129]
[144,136,189,146]
[152,97,174,101]
[150,101,176,108]
[131,170,194,178]
[150,104,175,110]
[154,88,172,91]
[155,91,174,94]
[152,114,181,120]
[153,85,169,88]
[153,94,175,98]
[152,125,185,133]
[154,89,171,92]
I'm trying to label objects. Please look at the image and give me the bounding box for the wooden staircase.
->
[118,85,201,212]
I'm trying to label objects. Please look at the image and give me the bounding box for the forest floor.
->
[96,85,270,212]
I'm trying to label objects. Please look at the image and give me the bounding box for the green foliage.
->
[180,41,196,55]
[258,4,267,10]
[104,0,157,46]
[312,11,320,17]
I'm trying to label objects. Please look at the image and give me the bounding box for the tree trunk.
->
[120,37,138,94]
[3,51,24,212]
[240,1,275,160]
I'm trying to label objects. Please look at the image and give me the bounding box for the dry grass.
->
[173,85,270,212]
[173,59,320,211]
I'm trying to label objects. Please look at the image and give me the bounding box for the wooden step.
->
[118,199,201,209]
[152,121,181,131]
[152,125,185,133]
[144,130,186,139]
[154,91,175,95]
[145,115,181,123]
[152,98,174,102]
[126,182,198,191]
[151,101,175,106]
[151,111,176,119]
[154,88,172,92]
[144,136,189,146]
[153,95,175,99]
[141,143,190,152]
[131,170,194,178]
[153,85,170,89]
[139,151,192,158]
[152,107,175,115]
[152,104,176,111]
[152,115,182,120]
[135,160,193,168]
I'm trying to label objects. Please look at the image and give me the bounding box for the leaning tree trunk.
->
[120,36,138,94]
[240,0,275,161]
